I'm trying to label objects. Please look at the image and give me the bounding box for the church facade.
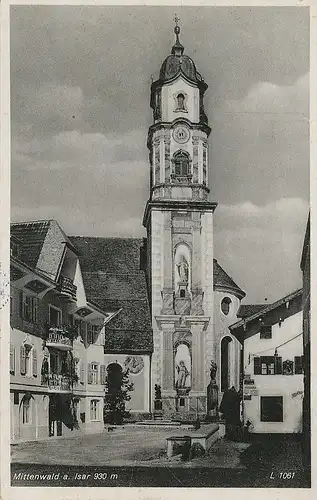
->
[142,24,245,419]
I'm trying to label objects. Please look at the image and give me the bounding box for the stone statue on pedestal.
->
[207,360,219,421]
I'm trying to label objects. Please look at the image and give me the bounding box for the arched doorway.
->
[106,363,123,394]
[19,393,36,439]
[105,363,123,424]
[221,336,232,392]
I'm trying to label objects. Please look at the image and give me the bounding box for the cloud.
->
[214,197,308,303]
[211,72,309,207]
[12,127,147,170]
[223,72,309,115]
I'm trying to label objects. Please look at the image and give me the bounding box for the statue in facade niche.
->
[176,360,189,388]
[176,255,189,285]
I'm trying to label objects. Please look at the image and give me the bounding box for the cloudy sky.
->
[11,6,309,303]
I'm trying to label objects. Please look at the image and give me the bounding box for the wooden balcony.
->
[45,327,73,351]
[57,275,77,300]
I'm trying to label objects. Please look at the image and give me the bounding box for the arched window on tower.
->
[173,151,190,177]
[176,93,185,110]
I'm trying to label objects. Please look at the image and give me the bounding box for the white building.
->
[230,289,303,433]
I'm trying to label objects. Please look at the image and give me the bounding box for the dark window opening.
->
[261,396,283,422]
[221,297,231,316]
[173,151,190,177]
[176,93,185,110]
[260,325,272,339]
[106,363,123,394]
[180,289,185,298]
[14,392,19,405]
[179,398,185,407]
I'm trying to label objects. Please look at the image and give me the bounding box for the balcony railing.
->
[47,373,72,393]
[46,327,73,350]
[57,276,77,300]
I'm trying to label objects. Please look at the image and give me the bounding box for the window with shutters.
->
[21,294,38,323]
[87,324,100,345]
[20,344,34,377]
[91,363,99,384]
[261,396,283,422]
[10,344,15,374]
[90,399,99,421]
[294,356,304,374]
[254,356,282,375]
[260,325,272,339]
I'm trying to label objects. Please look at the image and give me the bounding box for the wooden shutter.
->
[32,349,37,377]
[254,357,261,375]
[295,356,303,374]
[20,345,26,375]
[80,362,85,384]
[32,298,38,323]
[275,356,282,375]
[87,363,92,384]
[100,365,105,385]
[10,344,15,374]
[80,321,86,342]
[20,292,26,319]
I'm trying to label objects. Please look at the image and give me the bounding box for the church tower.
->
[143,20,218,419]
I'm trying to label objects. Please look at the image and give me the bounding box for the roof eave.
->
[229,288,303,331]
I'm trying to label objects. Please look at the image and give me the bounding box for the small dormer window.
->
[173,151,190,176]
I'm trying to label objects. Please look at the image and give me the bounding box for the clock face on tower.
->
[173,125,190,144]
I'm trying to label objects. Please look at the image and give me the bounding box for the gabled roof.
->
[70,237,153,354]
[213,259,246,299]
[237,304,269,319]
[11,220,51,268]
[230,288,302,331]
[11,219,78,274]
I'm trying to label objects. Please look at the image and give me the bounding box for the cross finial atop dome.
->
[172,14,184,56]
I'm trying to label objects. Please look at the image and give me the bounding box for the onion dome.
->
[158,23,206,88]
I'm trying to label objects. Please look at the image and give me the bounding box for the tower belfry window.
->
[173,151,190,177]
[177,93,185,110]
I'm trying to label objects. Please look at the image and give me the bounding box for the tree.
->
[104,367,134,424]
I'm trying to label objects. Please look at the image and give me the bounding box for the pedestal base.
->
[160,395,207,421]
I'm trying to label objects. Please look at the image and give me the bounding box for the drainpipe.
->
[149,353,152,415]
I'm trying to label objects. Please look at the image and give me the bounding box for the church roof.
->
[69,236,153,354]
[155,23,207,90]
[237,304,269,319]
[213,259,246,299]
